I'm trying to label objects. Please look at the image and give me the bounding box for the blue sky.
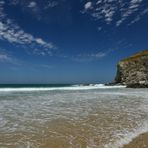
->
[0,0,148,84]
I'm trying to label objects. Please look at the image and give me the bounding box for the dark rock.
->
[126,83,148,88]
[105,82,122,86]
[115,50,148,88]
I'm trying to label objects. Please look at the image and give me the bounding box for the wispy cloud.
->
[128,7,148,25]
[44,1,59,9]
[0,49,19,65]
[82,0,147,27]
[8,0,59,19]
[71,52,107,62]
[83,0,118,24]
[0,0,57,56]
[0,53,12,62]
[116,0,143,26]
[39,64,54,69]
[98,27,102,31]
[59,51,107,62]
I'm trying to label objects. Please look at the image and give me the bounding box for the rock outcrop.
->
[115,50,148,88]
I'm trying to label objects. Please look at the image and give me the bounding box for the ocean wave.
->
[0,84,126,92]
[105,121,148,148]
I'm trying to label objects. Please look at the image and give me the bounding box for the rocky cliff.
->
[115,50,148,88]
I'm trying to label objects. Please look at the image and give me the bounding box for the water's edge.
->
[0,85,147,148]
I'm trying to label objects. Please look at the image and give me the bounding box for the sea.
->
[0,84,148,148]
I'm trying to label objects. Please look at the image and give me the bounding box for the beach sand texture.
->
[124,132,148,148]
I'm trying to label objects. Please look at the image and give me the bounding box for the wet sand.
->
[1,88,148,147]
[123,132,148,148]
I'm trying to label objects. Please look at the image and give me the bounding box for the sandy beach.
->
[123,132,148,148]
[0,87,148,147]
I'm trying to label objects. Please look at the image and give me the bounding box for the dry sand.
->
[123,132,148,148]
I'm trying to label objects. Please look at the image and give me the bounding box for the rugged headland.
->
[115,50,148,88]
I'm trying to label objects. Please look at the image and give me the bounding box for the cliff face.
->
[115,50,148,88]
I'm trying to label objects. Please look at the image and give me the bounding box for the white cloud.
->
[0,53,11,62]
[28,1,37,8]
[36,38,45,44]
[96,0,102,5]
[130,0,143,3]
[71,52,107,62]
[0,21,55,50]
[35,38,55,49]
[128,7,148,25]
[0,0,4,5]
[82,0,147,27]
[44,1,58,9]
[93,52,106,58]
[0,0,57,56]
[0,47,22,64]
[83,0,117,24]
[84,2,93,10]
[101,6,116,24]
[57,50,107,62]
[116,0,143,26]
[0,49,17,63]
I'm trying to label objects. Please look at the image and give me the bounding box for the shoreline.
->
[123,132,148,148]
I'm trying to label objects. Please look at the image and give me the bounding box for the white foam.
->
[0,84,126,92]
[105,122,148,148]
[0,117,7,128]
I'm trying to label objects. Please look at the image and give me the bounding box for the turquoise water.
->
[0,85,148,148]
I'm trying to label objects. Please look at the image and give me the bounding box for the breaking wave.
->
[0,84,126,92]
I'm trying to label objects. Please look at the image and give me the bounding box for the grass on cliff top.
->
[121,50,148,62]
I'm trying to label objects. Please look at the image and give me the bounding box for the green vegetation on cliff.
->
[121,50,148,62]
